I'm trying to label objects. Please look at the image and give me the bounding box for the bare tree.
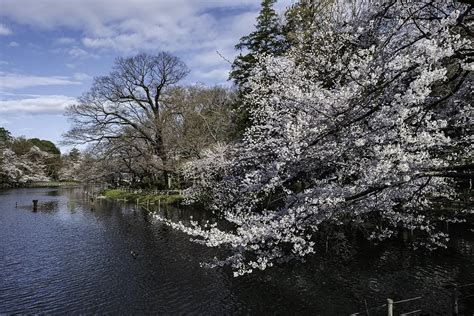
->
[64,52,189,187]
[164,85,236,159]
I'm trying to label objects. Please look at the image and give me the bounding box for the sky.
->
[0,0,293,151]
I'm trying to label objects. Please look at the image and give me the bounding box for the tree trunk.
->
[154,132,171,189]
[164,170,170,189]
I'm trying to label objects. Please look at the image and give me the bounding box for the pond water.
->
[1,187,473,315]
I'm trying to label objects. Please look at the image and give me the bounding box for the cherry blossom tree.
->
[0,147,51,185]
[0,128,56,186]
[156,0,473,276]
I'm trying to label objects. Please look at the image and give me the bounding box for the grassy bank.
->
[102,189,184,206]
[23,181,80,188]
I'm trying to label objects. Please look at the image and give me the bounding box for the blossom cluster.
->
[156,0,473,276]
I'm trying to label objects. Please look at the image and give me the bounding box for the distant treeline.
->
[0,127,81,186]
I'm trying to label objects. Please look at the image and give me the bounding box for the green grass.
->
[25,181,80,188]
[102,189,184,206]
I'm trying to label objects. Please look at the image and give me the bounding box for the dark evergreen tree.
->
[230,0,287,134]
[29,138,61,155]
[0,127,12,144]
[28,138,61,180]
[230,0,286,88]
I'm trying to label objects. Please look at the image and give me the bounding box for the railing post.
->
[452,284,459,316]
[387,298,394,316]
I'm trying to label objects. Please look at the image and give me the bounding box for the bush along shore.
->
[101,189,184,207]
[25,181,81,188]
[0,181,81,189]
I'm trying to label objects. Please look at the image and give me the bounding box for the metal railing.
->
[350,282,474,316]
[350,296,422,316]
[452,282,474,316]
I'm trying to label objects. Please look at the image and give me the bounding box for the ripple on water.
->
[0,187,473,314]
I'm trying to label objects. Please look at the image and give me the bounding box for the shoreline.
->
[101,188,184,207]
[0,181,81,189]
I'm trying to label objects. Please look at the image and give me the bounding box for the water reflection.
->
[17,200,60,213]
[0,187,472,315]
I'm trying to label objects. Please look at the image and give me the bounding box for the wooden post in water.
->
[32,200,38,212]
[387,298,394,316]
[452,284,459,316]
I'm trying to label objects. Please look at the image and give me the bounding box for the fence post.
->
[387,298,394,316]
[452,284,459,316]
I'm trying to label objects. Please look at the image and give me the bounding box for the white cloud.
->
[72,72,92,81]
[0,116,10,125]
[189,50,233,68]
[0,23,12,35]
[67,46,99,59]
[194,68,230,82]
[0,95,76,114]
[0,1,292,54]
[0,0,293,84]
[8,41,19,47]
[0,72,82,90]
[56,37,76,45]
[0,1,262,29]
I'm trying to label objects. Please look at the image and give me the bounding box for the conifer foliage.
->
[230,0,287,89]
